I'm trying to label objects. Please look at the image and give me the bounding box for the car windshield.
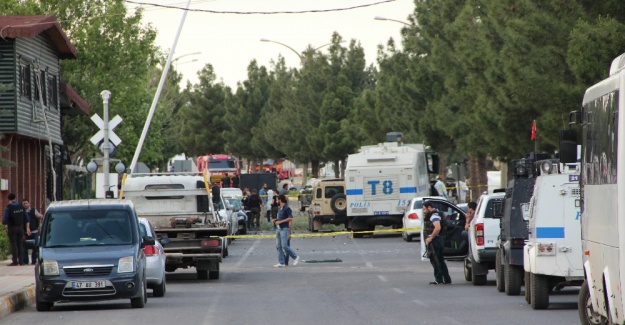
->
[208,159,236,169]
[43,210,134,247]
[226,198,241,209]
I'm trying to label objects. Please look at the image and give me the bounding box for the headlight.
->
[42,260,59,276]
[118,256,134,273]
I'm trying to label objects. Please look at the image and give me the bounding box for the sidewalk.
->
[0,259,36,319]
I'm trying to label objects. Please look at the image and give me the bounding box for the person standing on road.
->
[2,193,30,266]
[259,183,268,222]
[22,199,43,265]
[222,174,231,188]
[273,194,300,267]
[422,201,451,285]
[279,183,289,196]
[248,189,263,230]
[232,173,240,189]
[463,201,478,232]
[265,187,275,223]
[434,176,448,198]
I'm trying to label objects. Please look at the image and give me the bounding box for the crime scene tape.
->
[213,227,422,239]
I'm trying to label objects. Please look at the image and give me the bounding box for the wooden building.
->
[0,15,88,213]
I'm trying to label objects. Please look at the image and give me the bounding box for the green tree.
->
[177,64,229,156]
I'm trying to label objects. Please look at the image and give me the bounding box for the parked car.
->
[139,218,166,297]
[307,179,347,232]
[32,199,152,311]
[401,196,447,242]
[463,191,505,285]
[217,194,238,242]
[225,196,247,235]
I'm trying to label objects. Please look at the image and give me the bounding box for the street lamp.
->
[374,15,412,26]
[260,39,341,65]
[173,51,201,63]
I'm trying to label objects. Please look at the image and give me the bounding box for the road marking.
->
[413,299,427,307]
[235,238,262,268]
[365,262,373,268]
[377,275,387,282]
[392,288,404,294]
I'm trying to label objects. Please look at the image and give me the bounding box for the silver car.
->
[139,218,166,297]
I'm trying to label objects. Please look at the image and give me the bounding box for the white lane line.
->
[392,288,404,294]
[365,262,373,268]
[235,238,262,268]
[413,299,427,307]
[377,275,387,282]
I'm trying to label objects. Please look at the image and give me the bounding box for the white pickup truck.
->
[121,172,227,280]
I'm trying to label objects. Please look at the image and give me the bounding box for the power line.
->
[122,0,397,15]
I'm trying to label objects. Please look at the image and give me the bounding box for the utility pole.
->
[101,90,111,195]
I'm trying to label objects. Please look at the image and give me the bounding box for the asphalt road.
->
[5,231,579,325]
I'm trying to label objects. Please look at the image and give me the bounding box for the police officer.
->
[22,199,43,265]
[2,193,30,266]
[422,201,451,285]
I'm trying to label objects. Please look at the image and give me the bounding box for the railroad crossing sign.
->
[90,114,122,146]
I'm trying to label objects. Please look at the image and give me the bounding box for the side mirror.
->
[559,129,578,163]
[142,236,156,247]
[159,237,171,246]
[492,201,503,218]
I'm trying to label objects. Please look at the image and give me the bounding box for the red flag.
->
[530,120,537,141]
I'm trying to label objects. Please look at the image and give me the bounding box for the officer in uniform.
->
[422,201,451,285]
[2,193,30,266]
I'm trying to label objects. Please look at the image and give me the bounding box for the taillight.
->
[475,223,484,246]
[144,245,159,256]
[408,213,418,220]
[201,239,220,248]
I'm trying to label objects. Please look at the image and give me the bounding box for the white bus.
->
[564,52,625,324]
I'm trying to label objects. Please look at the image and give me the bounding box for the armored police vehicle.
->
[562,51,625,324]
[345,132,437,238]
[523,160,583,309]
[494,158,536,296]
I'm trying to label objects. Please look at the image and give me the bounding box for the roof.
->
[60,83,89,115]
[0,15,76,59]
[47,199,134,209]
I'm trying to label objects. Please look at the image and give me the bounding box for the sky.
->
[126,0,416,89]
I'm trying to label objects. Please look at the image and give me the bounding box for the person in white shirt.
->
[266,188,275,223]
[434,176,448,198]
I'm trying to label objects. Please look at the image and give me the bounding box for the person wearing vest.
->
[22,199,43,265]
[2,193,30,266]
[422,201,451,285]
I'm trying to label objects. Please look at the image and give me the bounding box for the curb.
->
[0,285,35,319]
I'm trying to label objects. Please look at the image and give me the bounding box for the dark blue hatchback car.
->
[32,199,154,311]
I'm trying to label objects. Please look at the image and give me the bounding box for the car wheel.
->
[524,272,531,304]
[463,257,472,282]
[153,273,166,297]
[530,273,550,309]
[209,270,220,280]
[579,280,608,325]
[36,292,53,312]
[495,249,505,293]
[330,193,347,215]
[197,269,209,280]
[130,280,146,308]
[403,232,412,242]
[504,260,522,296]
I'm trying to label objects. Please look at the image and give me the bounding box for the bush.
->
[0,229,9,260]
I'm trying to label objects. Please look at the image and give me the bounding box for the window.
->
[19,64,31,99]
[324,186,344,199]
[33,70,46,105]
[145,183,184,200]
[583,90,618,185]
[47,75,58,109]
[44,210,133,247]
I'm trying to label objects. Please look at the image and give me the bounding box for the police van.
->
[523,160,583,310]
[345,132,436,237]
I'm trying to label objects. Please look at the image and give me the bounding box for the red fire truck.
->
[197,154,240,186]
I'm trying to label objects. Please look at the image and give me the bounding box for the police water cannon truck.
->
[345,132,438,237]
[523,159,583,310]
[561,51,625,324]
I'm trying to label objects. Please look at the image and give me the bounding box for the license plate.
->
[71,281,106,289]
